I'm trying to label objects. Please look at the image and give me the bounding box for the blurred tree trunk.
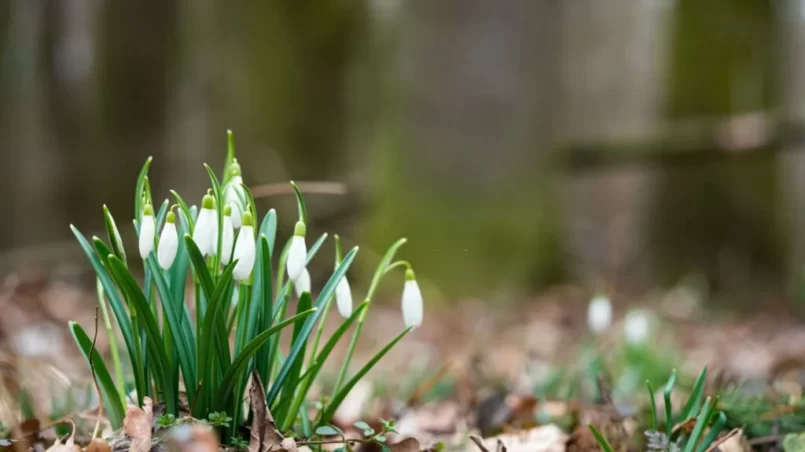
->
[649,0,784,297]
[557,0,673,294]
[365,0,564,298]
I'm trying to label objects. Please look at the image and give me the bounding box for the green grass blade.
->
[214,308,317,411]
[646,380,657,431]
[587,424,615,452]
[682,397,713,452]
[71,226,142,402]
[274,292,313,422]
[260,209,277,253]
[69,322,126,429]
[320,326,411,425]
[170,190,196,232]
[266,247,358,406]
[134,157,153,224]
[103,206,127,264]
[290,181,307,225]
[251,237,274,383]
[184,235,215,300]
[664,369,677,437]
[281,301,369,431]
[169,209,193,339]
[145,256,197,398]
[224,130,236,183]
[678,366,708,422]
[695,411,726,452]
[366,238,408,300]
[107,255,177,414]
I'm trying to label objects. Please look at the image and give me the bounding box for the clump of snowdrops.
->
[68,131,424,441]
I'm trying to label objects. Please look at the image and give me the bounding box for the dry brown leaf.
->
[388,437,421,452]
[46,421,80,452]
[124,397,153,452]
[484,425,567,452]
[86,438,111,452]
[248,370,285,452]
[705,429,748,452]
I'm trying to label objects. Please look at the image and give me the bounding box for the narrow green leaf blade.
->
[678,366,708,422]
[290,181,307,225]
[103,206,127,264]
[134,157,153,224]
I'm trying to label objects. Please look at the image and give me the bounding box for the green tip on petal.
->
[166,211,176,223]
[405,269,416,281]
[223,205,232,216]
[201,194,216,210]
[143,204,154,216]
[242,211,253,227]
[293,220,306,237]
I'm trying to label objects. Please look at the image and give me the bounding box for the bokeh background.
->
[1,0,803,307]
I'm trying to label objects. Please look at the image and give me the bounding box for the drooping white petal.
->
[286,235,307,282]
[193,207,218,256]
[221,215,235,264]
[233,225,256,280]
[138,215,155,259]
[335,276,352,318]
[294,268,311,297]
[587,295,612,334]
[624,310,651,345]
[157,222,178,270]
[225,177,244,229]
[401,279,423,328]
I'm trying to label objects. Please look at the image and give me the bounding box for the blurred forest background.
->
[0,0,803,306]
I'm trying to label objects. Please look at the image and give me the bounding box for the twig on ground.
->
[89,307,103,439]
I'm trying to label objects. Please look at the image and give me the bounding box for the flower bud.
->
[335,276,353,318]
[401,269,423,328]
[232,212,256,281]
[221,206,235,264]
[157,211,178,270]
[192,193,218,257]
[138,203,155,259]
[587,294,612,334]
[624,310,651,345]
[286,221,307,283]
[294,268,311,297]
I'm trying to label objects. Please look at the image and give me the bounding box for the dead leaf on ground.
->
[86,438,111,452]
[708,429,749,452]
[124,397,153,452]
[483,425,567,452]
[248,370,286,452]
[45,421,80,452]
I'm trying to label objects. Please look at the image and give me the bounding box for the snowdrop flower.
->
[157,210,178,270]
[401,269,423,328]
[587,294,612,334]
[224,159,245,229]
[335,275,353,318]
[624,310,651,345]
[138,203,155,259]
[221,206,235,264]
[233,211,256,281]
[286,221,307,283]
[193,192,218,257]
[294,268,311,297]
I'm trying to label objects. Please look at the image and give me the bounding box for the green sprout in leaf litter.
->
[67,130,422,444]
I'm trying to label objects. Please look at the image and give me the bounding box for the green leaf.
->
[646,380,657,432]
[678,366,707,422]
[366,238,408,300]
[213,308,317,411]
[249,236,274,380]
[68,322,126,429]
[664,369,677,437]
[695,411,726,452]
[266,247,358,406]
[682,397,713,452]
[103,206,127,264]
[107,255,177,414]
[224,130,236,183]
[203,163,226,269]
[587,424,615,452]
[170,190,196,232]
[260,209,277,254]
[315,426,342,436]
[134,157,153,224]
[71,225,142,403]
[184,235,215,300]
[290,181,307,225]
[320,326,411,425]
[275,292,313,425]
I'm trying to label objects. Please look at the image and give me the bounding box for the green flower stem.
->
[96,278,126,407]
[308,293,334,368]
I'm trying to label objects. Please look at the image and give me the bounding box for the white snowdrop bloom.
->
[624,310,652,345]
[138,203,155,259]
[286,221,307,283]
[335,275,353,318]
[224,159,245,228]
[232,212,256,281]
[401,269,423,328]
[157,210,178,270]
[192,193,218,257]
[587,294,613,334]
[221,206,235,264]
[294,268,311,297]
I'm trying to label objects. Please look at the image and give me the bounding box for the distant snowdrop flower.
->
[221,206,235,264]
[286,221,307,283]
[624,310,651,345]
[224,159,245,229]
[587,294,612,334]
[157,210,178,270]
[294,268,311,297]
[138,203,155,259]
[401,269,423,328]
[335,275,353,318]
[232,212,256,281]
[193,192,218,257]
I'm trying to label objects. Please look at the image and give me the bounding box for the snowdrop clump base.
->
[67,131,422,441]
